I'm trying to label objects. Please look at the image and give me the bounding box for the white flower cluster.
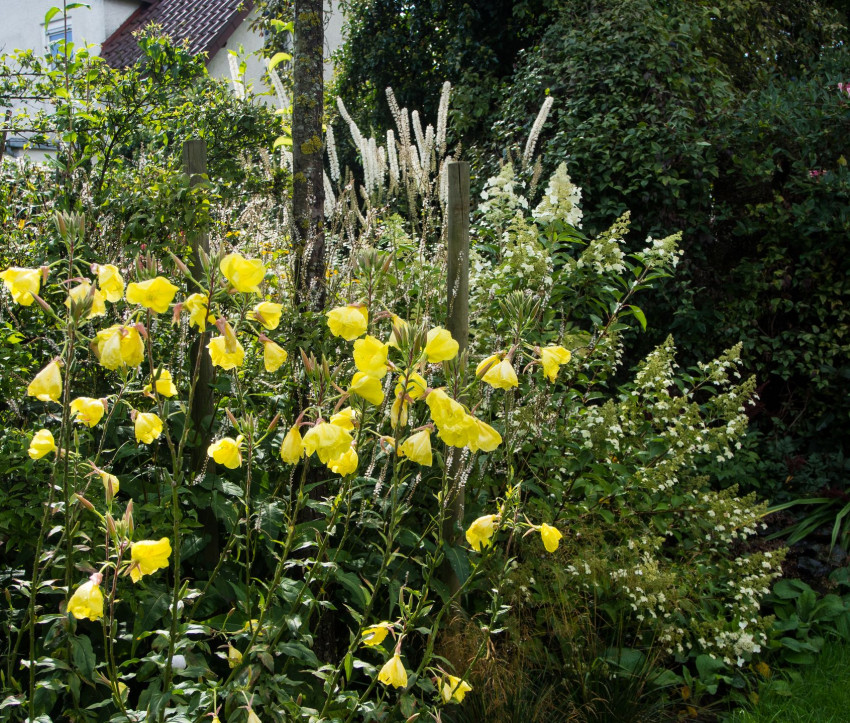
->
[532,162,583,229]
[636,232,683,269]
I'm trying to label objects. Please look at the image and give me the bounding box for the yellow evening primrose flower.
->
[95,324,145,370]
[28,429,56,460]
[440,675,473,704]
[129,537,171,583]
[378,653,408,688]
[390,396,409,429]
[349,372,385,406]
[353,335,389,378]
[125,276,179,314]
[437,412,478,448]
[66,281,106,320]
[184,293,211,331]
[28,361,62,402]
[280,425,304,463]
[399,429,432,466]
[362,622,392,647]
[207,335,245,370]
[220,252,266,293]
[263,340,288,372]
[0,266,41,306]
[540,523,563,553]
[208,436,244,469]
[134,412,163,444]
[246,711,261,723]
[302,422,353,464]
[327,446,358,475]
[144,369,178,398]
[70,397,105,427]
[424,388,466,428]
[330,407,359,431]
[67,580,104,621]
[227,643,243,668]
[468,418,502,453]
[327,304,368,341]
[394,372,427,401]
[424,327,459,362]
[94,263,125,302]
[477,357,518,390]
[101,471,119,497]
[540,345,572,383]
[466,514,496,552]
[251,301,282,330]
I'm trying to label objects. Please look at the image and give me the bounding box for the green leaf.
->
[70,635,95,679]
[273,135,292,149]
[44,7,61,24]
[444,544,469,584]
[268,52,292,71]
[629,305,647,331]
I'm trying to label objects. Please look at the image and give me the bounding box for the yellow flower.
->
[468,418,502,453]
[28,429,56,460]
[65,281,106,320]
[394,372,427,401]
[330,407,359,431]
[387,314,409,348]
[263,340,288,372]
[0,267,41,306]
[227,643,243,668]
[424,327,459,362]
[95,325,145,370]
[477,357,518,390]
[125,276,179,314]
[101,471,119,497]
[327,446,358,475]
[353,335,389,378]
[378,653,408,688]
[207,335,245,370]
[221,252,266,293]
[440,675,472,703]
[302,422,353,464]
[27,361,62,402]
[184,293,211,331]
[208,436,243,469]
[144,369,178,397]
[349,372,385,406]
[129,537,171,582]
[362,622,392,647]
[540,345,572,383]
[251,301,282,329]
[465,515,496,551]
[539,523,563,553]
[94,263,125,302]
[68,580,104,621]
[327,304,368,340]
[424,388,465,428]
[436,412,477,448]
[280,425,304,464]
[399,429,432,466]
[70,397,105,427]
[134,412,163,444]
[391,396,408,429]
[247,711,261,723]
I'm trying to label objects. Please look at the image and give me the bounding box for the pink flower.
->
[838,82,850,96]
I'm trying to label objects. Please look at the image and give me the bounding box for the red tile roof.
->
[100,0,255,68]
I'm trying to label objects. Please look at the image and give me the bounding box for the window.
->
[45,20,73,58]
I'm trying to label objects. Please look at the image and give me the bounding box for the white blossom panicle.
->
[412,110,426,163]
[436,81,451,156]
[523,95,554,167]
[326,124,340,182]
[323,171,336,217]
[368,136,382,193]
[385,86,403,135]
[424,124,435,172]
[399,108,412,156]
[387,129,399,187]
[258,148,272,179]
[439,155,453,206]
[532,162,584,228]
[269,67,287,109]
[228,53,245,100]
[336,96,364,150]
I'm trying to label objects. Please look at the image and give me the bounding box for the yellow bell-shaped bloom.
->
[330,407,359,431]
[424,388,465,428]
[362,622,392,647]
[437,412,478,449]
[477,356,518,390]
[28,429,56,460]
[465,514,496,551]
[134,412,163,444]
[378,653,408,688]
[302,422,353,464]
[184,293,211,331]
[125,276,179,314]
[101,471,119,497]
[327,446,358,475]
[220,252,265,293]
[390,396,409,429]
[68,580,104,621]
[70,397,105,427]
[280,425,304,464]
[94,263,125,302]
[539,523,563,553]
[263,340,288,372]
[227,643,243,668]
[27,361,62,402]
[66,281,106,320]
[468,418,502,453]
[208,436,243,469]
[246,710,261,723]
[144,369,178,398]
[353,335,389,378]
[129,537,171,583]
[424,327,459,362]
[440,675,472,703]
[540,345,572,383]
[476,354,501,378]
[207,335,245,370]
[327,304,368,341]
[399,429,432,466]
[395,372,427,401]
[95,324,145,370]
[0,266,41,306]
[350,372,385,406]
[251,301,282,330]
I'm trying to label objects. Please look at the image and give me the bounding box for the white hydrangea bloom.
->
[532,162,583,229]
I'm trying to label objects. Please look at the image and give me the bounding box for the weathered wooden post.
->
[0,110,12,163]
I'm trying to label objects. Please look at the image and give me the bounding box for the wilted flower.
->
[466,514,496,551]
[227,643,243,668]
[134,412,163,444]
[207,436,244,469]
[399,429,433,466]
[70,397,106,427]
[27,361,62,402]
[263,339,288,372]
[129,537,171,582]
[327,446,358,475]
[280,425,304,463]
[353,335,389,378]
[303,422,353,464]
[68,580,104,621]
[94,263,125,302]
[378,653,408,688]
[539,522,563,552]
[0,266,41,306]
[95,325,144,370]
[251,301,282,329]
[540,345,572,383]
[220,252,266,293]
[144,369,178,398]
[391,396,409,429]
[440,675,472,703]
[424,327,459,362]
[327,304,368,340]
[125,276,179,314]
[350,372,385,405]
[28,429,56,460]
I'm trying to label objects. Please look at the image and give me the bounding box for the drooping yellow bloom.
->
[399,429,432,466]
[134,412,163,444]
[129,537,171,582]
[27,361,62,402]
[184,293,211,331]
[70,397,105,427]
[125,276,179,314]
[221,252,266,293]
[436,412,477,448]
[28,429,56,460]
[208,436,243,469]
[0,267,41,306]
[144,369,178,398]
[65,281,106,320]
[101,471,120,497]
[540,345,572,383]
[207,335,245,370]
[327,446,358,475]
[95,324,145,370]
[330,407,359,431]
[477,356,518,390]
[94,263,125,302]
[476,354,501,378]
[251,301,282,330]
[280,425,304,463]
[378,653,408,688]
[227,643,243,668]
[424,388,465,428]
[395,372,427,401]
[350,372,385,406]
[440,675,473,704]
[468,418,502,453]
[362,622,392,647]
[424,327,459,362]
[353,335,389,378]
[246,710,261,723]
[327,304,368,341]
[539,523,563,553]
[302,422,353,464]
[67,580,104,621]
[391,397,408,429]
[466,514,496,551]
[263,340,288,372]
